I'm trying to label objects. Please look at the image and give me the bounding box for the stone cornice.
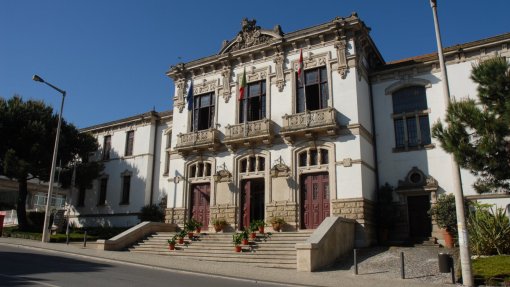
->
[80,110,172,134]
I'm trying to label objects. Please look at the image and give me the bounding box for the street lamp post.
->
[428,1,474,286]
[33,74,66,243]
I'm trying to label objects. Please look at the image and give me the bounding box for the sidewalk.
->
[0,237,452,287]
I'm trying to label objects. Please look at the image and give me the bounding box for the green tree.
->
[0,95,103,231]
[432,57,510,193]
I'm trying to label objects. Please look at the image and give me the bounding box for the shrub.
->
[138,204,164,222]
[429,194,458,233]
[468,203,510,256]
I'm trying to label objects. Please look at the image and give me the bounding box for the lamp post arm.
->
[43,81,66,96]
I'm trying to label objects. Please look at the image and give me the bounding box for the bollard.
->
[438,253,455,284]
[66,232,69,245]
[354,249,358,275]
[400,251,405,279]
[83,231,87,247]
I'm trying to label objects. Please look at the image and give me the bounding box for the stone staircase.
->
[128,230,313,269]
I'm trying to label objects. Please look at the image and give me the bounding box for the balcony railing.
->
[223,118,274,150]
[281,107,338,143]
[175,128,221,154]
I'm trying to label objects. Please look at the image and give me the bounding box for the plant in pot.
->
[191,218,203,234]
[232,233,243,252]
[270,217,285,232]
[376,183,397,244]
[249,221,258,239]
[184,220,197,239]
[429,194,458,248]
[254,219,265,234]
[167,236,177,250]
[177,229,187,244]
[212,218,227,232]
[241,229,249,245]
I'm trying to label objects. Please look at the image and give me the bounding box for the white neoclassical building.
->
[77,15,510,247]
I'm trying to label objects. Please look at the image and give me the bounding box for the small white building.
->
[72,111,172,227]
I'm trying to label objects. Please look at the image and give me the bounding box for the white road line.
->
[0,273,62,287]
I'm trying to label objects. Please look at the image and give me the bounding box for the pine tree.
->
[432,57,510,193]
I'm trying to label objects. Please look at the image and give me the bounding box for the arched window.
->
[297,148,329,167]
[392,86,431,150]
[239,155,265,174]
[189,162,212,179]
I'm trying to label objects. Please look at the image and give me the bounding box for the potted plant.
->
[167,236,177,250]
[429,194,459,248]
[212,218,227,232]
[241,229,249,245]
[254,219,265,234]
[270,217,285,232]
[177,229,187,244]
[232,233,243,252]
[249,221,258,239]
[184,220,199,238]
[191,218,203,234]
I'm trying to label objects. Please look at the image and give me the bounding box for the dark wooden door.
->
[407,195,432,239]
[241,179,264,229]
[191,183,210,228]
[301,172,330,229]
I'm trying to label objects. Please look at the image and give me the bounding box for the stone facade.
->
[164,207,186,225]
[266,201,298,231]
[209,204,236,232]
[331,198,376,246]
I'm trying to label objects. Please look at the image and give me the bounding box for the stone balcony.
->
[223,118,274,151]
[175,128,221,155]
[280,107,339,143]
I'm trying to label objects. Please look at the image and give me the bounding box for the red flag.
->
[297,49,304,85]
[238,67,247,101]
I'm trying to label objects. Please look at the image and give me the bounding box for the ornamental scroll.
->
[335,40,348,78]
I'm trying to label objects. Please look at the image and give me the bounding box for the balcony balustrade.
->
[175,128,221,155]
[280,107,339,143]
[223,118,274,151]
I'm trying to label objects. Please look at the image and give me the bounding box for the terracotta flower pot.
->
[188,232,194,239]
[442,229,454,248]
[272,223,282,232]
[242,239,249,245]
[234,245,242,252]
[168,244,175,250]
[250,232,256,239]
[258,226,264,234]
[196,227,201,234]
[178,237,184,244]
[214,225,223,232]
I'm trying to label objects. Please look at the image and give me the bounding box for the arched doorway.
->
[300,172,330,229]
[240,179,265,229]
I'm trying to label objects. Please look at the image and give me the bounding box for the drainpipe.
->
[149,111,159,205]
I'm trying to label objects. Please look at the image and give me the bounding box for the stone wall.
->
[209,204,237,232]
[266,201,298,231]
[331,198,376,247]
[164,207,186,226]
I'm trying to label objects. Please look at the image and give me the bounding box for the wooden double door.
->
[240,179,265,230]
[301,172,330,229]
[190,183,210,228]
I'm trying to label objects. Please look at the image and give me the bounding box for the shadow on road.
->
[0,250,112,286]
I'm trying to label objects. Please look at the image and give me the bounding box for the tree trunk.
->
[16,178,29,231]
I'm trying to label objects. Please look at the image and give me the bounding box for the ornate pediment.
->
[397,167,438,190]
[219,18,283,54]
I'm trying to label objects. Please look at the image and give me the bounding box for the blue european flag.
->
[187,80,193,111]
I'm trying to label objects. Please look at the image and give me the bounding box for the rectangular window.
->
[125,131,134,156]
[296,67,328,112]
[392,86,431,150]
[191,92,215,131]
[102,135,111,160]
[98,178,107,206]
[121,175,131,204]
[240,81,266,123]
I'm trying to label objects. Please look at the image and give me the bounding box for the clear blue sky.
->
[1,0,508,128]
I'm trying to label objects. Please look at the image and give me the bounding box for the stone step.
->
[131,245,296,254]
[129,247,296,258]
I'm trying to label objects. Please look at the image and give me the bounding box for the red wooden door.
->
[301,172,330,229]
[241,179,265,230]
[191,183,210,228]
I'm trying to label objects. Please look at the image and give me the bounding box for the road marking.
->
[0,273,62,287]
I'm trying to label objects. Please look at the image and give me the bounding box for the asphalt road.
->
[0,245,291,287]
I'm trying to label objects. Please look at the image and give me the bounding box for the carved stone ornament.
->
[293,53,328,72]
[229,18,272,52]
[397,167,439,189]
[273,52,285,91]
[221,67,231,103]
[174,79,186,113]
[194,79,217,95]
[335,40,348,78]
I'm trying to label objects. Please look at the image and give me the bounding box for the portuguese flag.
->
[239,67,247,101]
